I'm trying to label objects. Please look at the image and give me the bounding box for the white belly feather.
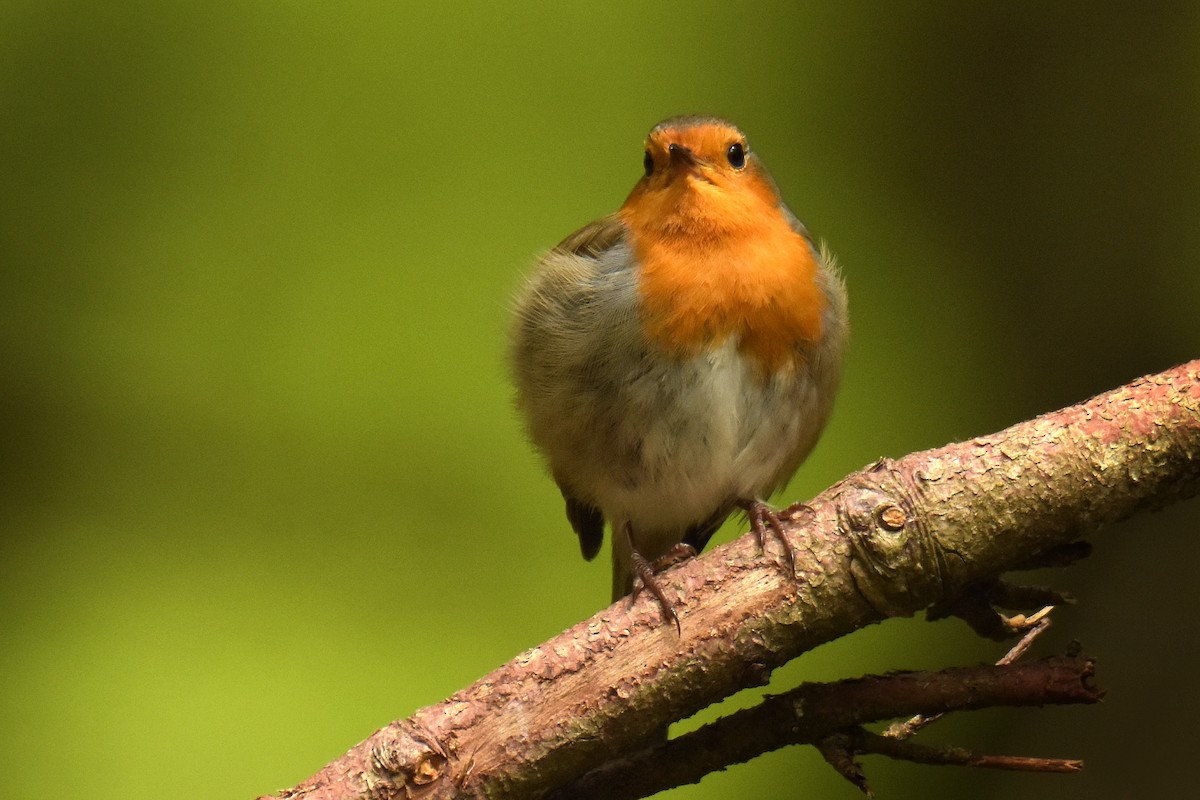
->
[511,240,845,591]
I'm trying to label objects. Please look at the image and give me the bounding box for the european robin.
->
[510,116,847,626]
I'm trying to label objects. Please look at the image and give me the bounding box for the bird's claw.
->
[741,498,799,578]
[626,534,689,634]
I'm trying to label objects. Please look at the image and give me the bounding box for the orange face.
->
[619,117,825,375]
[622,117,783,240]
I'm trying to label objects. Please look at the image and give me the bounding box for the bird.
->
[510,116,847,627]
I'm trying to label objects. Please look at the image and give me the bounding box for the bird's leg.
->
[738,498,800,578]
[625,522,682,634]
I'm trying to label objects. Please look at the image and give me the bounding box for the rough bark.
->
[260,360,1200,800]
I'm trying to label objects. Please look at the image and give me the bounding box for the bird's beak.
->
[668,143,699,169]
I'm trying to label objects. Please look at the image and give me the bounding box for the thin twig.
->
[548,656,1099,800]
[854,729,1082,773]
[885,610,1054,739]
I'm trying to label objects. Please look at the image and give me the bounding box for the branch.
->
[550,656,1101,800]
[884,609,1054,739]
[260,360,1200,799]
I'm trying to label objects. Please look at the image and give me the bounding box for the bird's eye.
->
[643,150,654,177]
[726,142,746,169]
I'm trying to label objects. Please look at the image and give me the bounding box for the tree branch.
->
[550,655,1100,800]
[259,360,1200,800]
[884,609,1054,740]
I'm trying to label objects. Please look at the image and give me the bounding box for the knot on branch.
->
[363,721,450,797]
[838,458,950,616]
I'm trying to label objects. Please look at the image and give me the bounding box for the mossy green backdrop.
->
[3,3,1198,798]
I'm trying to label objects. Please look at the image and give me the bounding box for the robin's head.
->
[621,116,783,237]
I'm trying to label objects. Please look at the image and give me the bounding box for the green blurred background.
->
[2,2,1198,798]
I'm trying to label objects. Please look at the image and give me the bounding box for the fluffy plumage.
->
[511,117,847,602]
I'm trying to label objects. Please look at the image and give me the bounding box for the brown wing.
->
[545,215,625,561]
[553,213,627,258]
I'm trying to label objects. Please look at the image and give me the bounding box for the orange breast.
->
[623,208,825,376]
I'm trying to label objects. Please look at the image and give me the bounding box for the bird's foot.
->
[626,530,695,634]
[739,498,803,578]
[629,551,680,634]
